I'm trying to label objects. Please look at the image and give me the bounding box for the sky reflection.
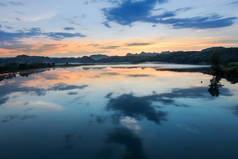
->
[0,64,238,159]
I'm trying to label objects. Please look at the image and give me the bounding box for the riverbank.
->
[0,63,93,74]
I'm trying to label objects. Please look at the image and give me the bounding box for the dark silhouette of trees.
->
[208,75,223,97]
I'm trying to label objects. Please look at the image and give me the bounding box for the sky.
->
[0,0,238,57]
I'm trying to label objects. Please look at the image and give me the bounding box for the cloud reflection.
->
[232,105,238,116]
[101,127,147,159]
[49,83,88,91]
[106,87,232,124]
[0,80,88,105]
[1,114,36,123]
[106,94,167,125]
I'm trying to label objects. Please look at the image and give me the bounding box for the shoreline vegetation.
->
[0,47,238,78]
[210,51,238,84]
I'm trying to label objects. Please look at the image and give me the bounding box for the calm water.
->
[0,64,238,159]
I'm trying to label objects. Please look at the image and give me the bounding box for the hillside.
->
[0,47,238,67]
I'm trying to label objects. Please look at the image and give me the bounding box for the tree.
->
[211,51,222,75]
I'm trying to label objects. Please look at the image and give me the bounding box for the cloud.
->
[103,0,236,29]
[103,0,168,26]
[100,45,120,49]
[159,15,237,29]
[127,42,151,46]
[0,27,86,52]
[8,1,24,6]
[88,43,100,47]
[45,32,86,40]
[0,27,40,44]
[64,27,75,31]
[63,17,81,26]
[103,22,112,28]
[0,27,86,44]
[14,44,61,53]
[0,42,67,54]
[174,7,193,12]
[0,2,7,7]
[0,1,24,7]
[101,72,120,76]
[228,1,238,5]
[53,51,108,57]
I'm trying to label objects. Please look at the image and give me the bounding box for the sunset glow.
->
[0,0,237,57]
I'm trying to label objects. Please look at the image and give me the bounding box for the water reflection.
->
[0,80,88,105]
[101,127,146,159]
[90,114,108,124]
[105,86,232,125]
[0,73,16,81]
[106,94,167,125]
[49,83,88,91]
[0,80,46,105]
[1,114,36,123]
[0,64,238,159]
[0,96,8,105]
[63,132,82,150]
[0,69,49,81]
[127,74,151,77]
[208,75,223,97]
[232,106,238,116]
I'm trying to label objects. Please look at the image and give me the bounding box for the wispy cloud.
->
[46,32,86,40]
[127,42,151,46]
[0,1,25,7]
[228,1,238,5]
[64,27,75,31]
[159,15,237,29]
[8,1,24,6]
[14,44,63,53]
[53,51,109,57]
[0,27,86,43]
[100,45,120,49]
[0,2,7,7]
[63,17,81,26]
[0,27,86,54]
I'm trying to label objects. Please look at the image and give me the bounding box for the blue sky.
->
[0,0,238,57]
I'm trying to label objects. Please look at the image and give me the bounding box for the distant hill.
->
[90,54,109,61]
[0,47,238,65]
[99,47,238,64]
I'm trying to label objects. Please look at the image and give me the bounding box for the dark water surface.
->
[0,64,238,159]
